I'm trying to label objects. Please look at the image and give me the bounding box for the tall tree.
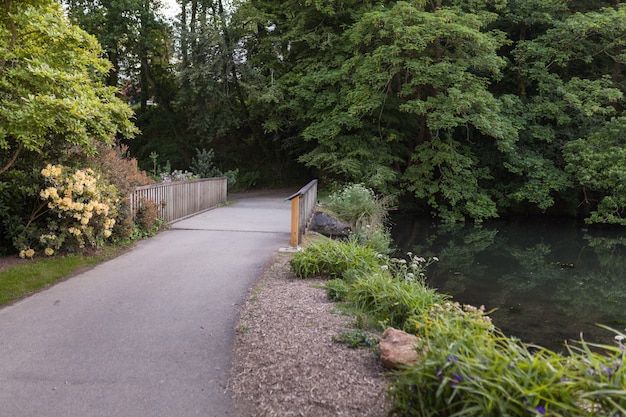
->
[65,0,185,170]
[240,0,626,223]
[250,0,514,221]
[0,0,137,251]
[64,0,174,107]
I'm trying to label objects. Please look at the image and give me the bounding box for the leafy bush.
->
[190,148,222,178]
[289,236,382,279]
[0,167,46,254]
[80,142,154,196]
[190,148,238,187]
[332,330,379,349]
[325,278,350,301]
[237,170,260,190]
[350,223,394,255]
[133,199,163,237]
[390,301,626,416]
[328,183,391,229]
[327,183,395,254]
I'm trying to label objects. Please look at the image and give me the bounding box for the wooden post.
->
[290,196,300,247]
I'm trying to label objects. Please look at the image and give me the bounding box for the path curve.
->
[0,190,293,417]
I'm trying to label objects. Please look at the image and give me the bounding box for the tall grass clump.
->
[289,236,381,279]
[348,271,448,331]
[328,183,390,229]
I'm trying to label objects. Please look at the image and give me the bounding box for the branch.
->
[0,142,24,175]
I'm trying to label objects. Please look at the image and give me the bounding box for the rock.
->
[309,211,352,238]
[379,327,420,369]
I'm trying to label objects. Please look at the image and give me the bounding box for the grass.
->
[0,245,129,307]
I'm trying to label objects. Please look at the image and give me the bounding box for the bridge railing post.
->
[290,195,300,247]
[285,179,318,248]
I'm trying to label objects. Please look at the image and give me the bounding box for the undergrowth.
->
[291,185,626,416]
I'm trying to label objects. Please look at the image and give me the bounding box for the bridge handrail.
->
[285,179,318,247]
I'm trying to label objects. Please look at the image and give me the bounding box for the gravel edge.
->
[229,252,391,417]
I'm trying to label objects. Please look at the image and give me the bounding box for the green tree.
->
[243,0,626,223]
[504,3,626,221]
[171,0,307,187]
[0,0,137,175]
[262,0,515,221]
[64,0,174,106]
[65,0,182,171]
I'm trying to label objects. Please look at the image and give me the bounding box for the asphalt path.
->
[0,190,293,417]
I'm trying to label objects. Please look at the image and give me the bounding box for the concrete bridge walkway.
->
[0,190,294,417]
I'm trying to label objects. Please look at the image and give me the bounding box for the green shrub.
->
[390,302,626,416]
[350,223,394,255]
[190,148,223,178]
[325,278,350,301]
[328,183,391,228]
[348,271,449,331]
[289,236,382,279]
[190,148,238,187]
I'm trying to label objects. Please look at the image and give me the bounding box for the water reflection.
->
[391,215,626,352]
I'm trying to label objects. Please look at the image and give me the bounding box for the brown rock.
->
[379,327,420,369]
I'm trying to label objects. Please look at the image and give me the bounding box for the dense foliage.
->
[237,0,626,223]
[5,0,626,256]
[57,0,626,224]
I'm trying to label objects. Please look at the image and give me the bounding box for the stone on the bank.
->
[379,327,420,369]
[309,211,351,238]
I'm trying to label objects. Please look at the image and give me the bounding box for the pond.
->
[390,215,626,352]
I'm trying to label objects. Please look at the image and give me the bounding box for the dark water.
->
[391,215,626,352]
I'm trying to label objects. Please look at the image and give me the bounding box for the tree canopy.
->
[56,0,626,225]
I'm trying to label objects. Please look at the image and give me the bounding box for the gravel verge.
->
[230,252,391,417]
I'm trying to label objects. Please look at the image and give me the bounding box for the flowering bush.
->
[160,170,198,183]
[69,142,155,240]
[385,252,439,283]
[25,164,119,255]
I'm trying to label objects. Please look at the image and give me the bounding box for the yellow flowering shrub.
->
[37,164,119,253]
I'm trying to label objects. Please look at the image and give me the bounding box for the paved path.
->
[0,191,293,417]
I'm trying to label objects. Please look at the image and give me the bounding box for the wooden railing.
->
[285,179,318,247]
[129,178,227,223]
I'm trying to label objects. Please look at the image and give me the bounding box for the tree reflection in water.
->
[391,215,626,352]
